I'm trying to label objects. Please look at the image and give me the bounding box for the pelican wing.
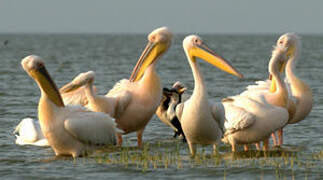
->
[246,80,271,91]
[241,79,297,103]
[60,86,90,106]
[210,101,225,131]
[222,97,256,135]
[240,80,271,97]
[113,91,131,118]
[59,71,97,106]
[241,79,299,116]
[64,110,117,145]
[106,79,133,118]
[106,79,132,97]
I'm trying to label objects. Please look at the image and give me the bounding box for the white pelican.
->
[21,55,119,157]
[49,27,172,147]
[239,33,312,147]
[106,27,172,147]
[222,45,290,152]
[156,82,187,141]
[282,34,313,122]
[14,72,100,147]
[269,33,312,146]
[175,35,243,156]
[14,118,49,146]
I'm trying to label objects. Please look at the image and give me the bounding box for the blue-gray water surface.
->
[0,34,322,179]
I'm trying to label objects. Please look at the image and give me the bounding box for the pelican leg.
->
[244,145,249,151]
[263,139,269,151]
[136,128,144,148]
[117,133,123,146]
[271,132,278,146]
[278,128,283,146]
[188,141,196,157]
[255,142,261,150]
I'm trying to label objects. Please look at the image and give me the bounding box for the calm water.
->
[0,34,322,179]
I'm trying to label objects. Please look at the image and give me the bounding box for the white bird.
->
[222,45,290,152]
[175,35,243,156]
[104,27,172,147]
[282,34,313,123]
[248,33,312,146]
[14,72,100,147]
[21,55,119,158]
[156,82,187,141]
[14,118,49,146]
[43,27,173,148]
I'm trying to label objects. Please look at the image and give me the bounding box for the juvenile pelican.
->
[14,118,49,146]
[176,35,243,156]
[21,55,119,157]
[222,46,289,152]
[106,27,172,147]
[156,82,187,141]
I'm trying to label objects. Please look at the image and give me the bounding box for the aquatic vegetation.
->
[94,141,187,172]
[92,140,323,176]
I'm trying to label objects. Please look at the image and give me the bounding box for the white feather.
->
[14,118,49,147]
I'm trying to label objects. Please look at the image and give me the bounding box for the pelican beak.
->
[269,47,288,93]
[190,43,243,78]
[268,73,277,92]
[269,61,285,93]
[129,41,168,82]
[286,45,295,58]
[29,66,64,107]
[269,77,277,93]
[280,61,287,73]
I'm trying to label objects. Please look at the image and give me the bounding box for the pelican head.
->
[268,47,288,76]
[276,33,300,58]
[21,55,64,107]
[183,35,243,78]
[129,27,173,82]
[60,71,95,93]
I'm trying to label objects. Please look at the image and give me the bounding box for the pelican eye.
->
[37,62,45,68]
[150,36,156,42]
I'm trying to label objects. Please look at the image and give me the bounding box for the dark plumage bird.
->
[156,82,187,142]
